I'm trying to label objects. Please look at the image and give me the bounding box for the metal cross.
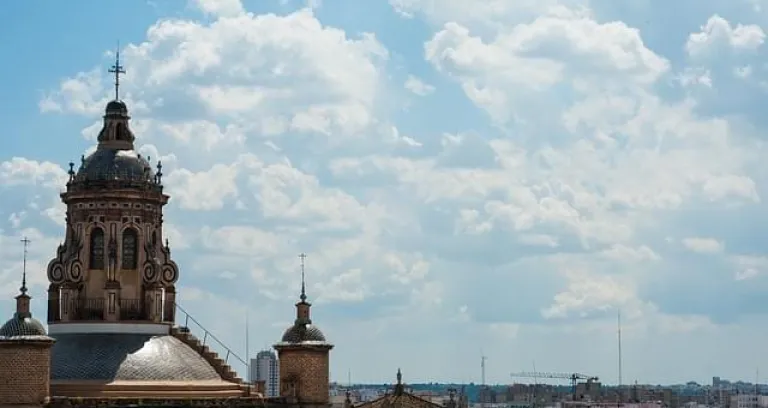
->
[20,237,30,294]
[298,253,307,301]
[108,42,126,101]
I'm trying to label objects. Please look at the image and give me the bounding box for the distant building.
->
[252,350,280,397]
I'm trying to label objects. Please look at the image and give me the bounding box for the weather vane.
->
[108,41,126,101]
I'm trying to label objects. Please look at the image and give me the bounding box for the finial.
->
[156,161,163,184]
[108,41,126,101]
[298,253,307,302]
[20,237,30,295]
[81,154,85,165]
[396,368,402,385]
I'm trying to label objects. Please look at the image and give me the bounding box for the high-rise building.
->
[252,350,280,397]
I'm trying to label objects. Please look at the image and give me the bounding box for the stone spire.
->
[393,368,404,396]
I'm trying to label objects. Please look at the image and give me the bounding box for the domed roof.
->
[280,323,327,343]
[74,148,154,184]
[0,315,47,338]
[51,333,225,381]
[105,100,128,115]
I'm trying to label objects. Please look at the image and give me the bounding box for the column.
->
[104,280,121,322]
[59,283,77,322]
[144,283,160,322]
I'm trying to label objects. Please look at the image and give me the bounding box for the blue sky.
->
[2,0,768,386]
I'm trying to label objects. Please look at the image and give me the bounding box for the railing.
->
[46,296,173,323]
[174,302,249,380]
[119,298,145,320]
[73,298,105,320]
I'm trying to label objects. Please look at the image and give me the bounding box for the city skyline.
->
[2,0,768,385]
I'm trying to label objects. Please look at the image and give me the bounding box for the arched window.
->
[90,228,105,270]
[122,228,138,269]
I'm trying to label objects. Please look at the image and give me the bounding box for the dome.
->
[51,333,224,381]
[74,148,154,184]
[280,323,327,343]
[105,100,128,115]
[0,315,47,338]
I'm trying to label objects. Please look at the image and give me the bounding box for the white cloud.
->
[192,0,244,18]
[682,237,724,254]
[686,15,765,57]
[404,75,435,96]
[0,157,67,188]
[6,0,768,384]
[541,268,644,320]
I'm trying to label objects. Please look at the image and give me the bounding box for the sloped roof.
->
[356,370,443,408]
[356,392,443,408]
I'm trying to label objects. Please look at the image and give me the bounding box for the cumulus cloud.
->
[686,15,765,57]
[3,0,768,384]
[682,237,724,254]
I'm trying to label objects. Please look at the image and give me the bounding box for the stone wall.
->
[278,347,330,404]
[0,339,53,407]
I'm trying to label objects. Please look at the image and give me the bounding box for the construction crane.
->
[510,372,599,397]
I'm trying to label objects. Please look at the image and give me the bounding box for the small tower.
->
[0,237,55,407]
[273,253,333,407]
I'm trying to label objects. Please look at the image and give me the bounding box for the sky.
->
[1,0,768,387]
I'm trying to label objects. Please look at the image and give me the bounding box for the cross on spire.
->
[298,253,307,302]
[108,42,126,101]
[20,237,30,295]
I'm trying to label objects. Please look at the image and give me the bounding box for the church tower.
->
[45,51,179,327]
[40,50,249,400]
[0,238,55,407]
[274,254,333,407]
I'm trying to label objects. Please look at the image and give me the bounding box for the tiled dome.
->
[74,148,153,184]
[51,334,224,381]
[0,315,47,338]
[280,323,327,343]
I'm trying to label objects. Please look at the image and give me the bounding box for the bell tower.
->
[273,253,333,407]
[46,52,179,328]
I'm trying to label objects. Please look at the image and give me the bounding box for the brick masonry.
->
[0,339,54,407]
[277,347,330,404]
[47,397,292,408]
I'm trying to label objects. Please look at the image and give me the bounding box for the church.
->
[0,55,467,408]
[0,55,333,408]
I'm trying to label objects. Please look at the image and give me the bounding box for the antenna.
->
[108,41,126,101]
[532,361,539,408]
[20,237,30,294]
[348,368,352,387]
[246,309,250,383]
[481,353,487,408]
[755,368,759,408]
[618,309,623,406]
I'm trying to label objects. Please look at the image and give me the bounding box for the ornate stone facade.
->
[46,100,179,325]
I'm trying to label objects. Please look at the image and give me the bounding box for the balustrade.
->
[46,296,175,323]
